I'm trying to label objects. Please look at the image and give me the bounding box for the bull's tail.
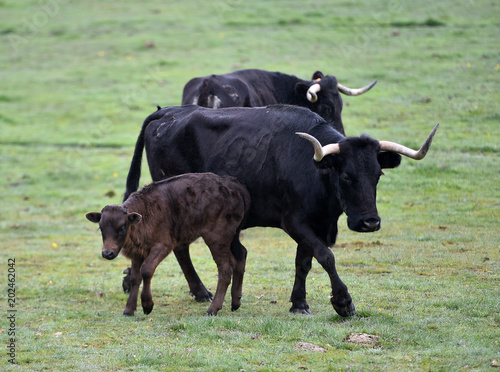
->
[123,123,146,201]
[123,107,162,201]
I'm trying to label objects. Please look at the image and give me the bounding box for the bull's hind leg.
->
[289,244,313,314]
[124,259,143,316]
[173,243,213,302]
[229,233,247,312]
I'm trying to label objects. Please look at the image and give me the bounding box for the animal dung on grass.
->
[343,333,380,348]
[293,342,326,353]
[86,173,250,317]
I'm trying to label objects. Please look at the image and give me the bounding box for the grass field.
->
[1,0,499,370]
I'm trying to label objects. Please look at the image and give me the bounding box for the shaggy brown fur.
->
[86,173,250,316]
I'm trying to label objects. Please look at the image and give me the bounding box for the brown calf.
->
[86,173,250,316]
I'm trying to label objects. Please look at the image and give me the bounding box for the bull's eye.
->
[340,174,352,185]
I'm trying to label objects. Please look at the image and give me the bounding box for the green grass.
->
[1,0,499,370]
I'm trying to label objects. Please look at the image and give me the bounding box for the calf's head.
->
[297,124,438,232]
[86,205,142,260]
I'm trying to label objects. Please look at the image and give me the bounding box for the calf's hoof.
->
[231,303,241,312]
[142,303,154,315]
[123,310,135,317]
[331,298,356,317]
[204,310,218,316]
[289,303,313,315]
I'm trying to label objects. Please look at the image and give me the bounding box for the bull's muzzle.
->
[360,218,381,232]
[348,217,381,233]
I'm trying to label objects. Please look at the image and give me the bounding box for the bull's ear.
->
[312,71,324,80]
[128,212,142,225]
[295,82,309,96]
[86,212,102,223]
[378,152,402,169]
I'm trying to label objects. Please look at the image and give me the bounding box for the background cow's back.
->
[181,69,377,135]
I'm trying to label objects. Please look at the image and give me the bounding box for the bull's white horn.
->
[379,123,439,160]
[306,83,321,103]
[296,132,340,162]
[337,80,378,96]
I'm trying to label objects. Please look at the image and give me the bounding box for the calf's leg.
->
[204,238,236,316]
[124,260,143,316]
[140,243,171,315]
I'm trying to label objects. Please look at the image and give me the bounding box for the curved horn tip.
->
[417,123,439,159]
[296,132,324,161]
[295,132,318,143]
[307,93,318,103]
[423,123,440,145]
[337,79,378,96]
[378,123,439,160]
[296,132,341,161]
[306,83,321,103]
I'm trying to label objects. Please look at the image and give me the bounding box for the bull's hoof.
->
[331,299,356,317]
[142,303,154,315]
[123,311,134,317]
[191,290,213,303]
[231,303,241,312]
[204,310,217,316]
[289,304,313,315]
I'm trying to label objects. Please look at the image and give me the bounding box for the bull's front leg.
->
[174,244,213,302]
[285,220,355,317]
[140,243,171,315]
[124,259,143,316]
[314,243,355,317]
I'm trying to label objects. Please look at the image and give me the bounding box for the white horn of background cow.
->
[306,84,321,103]
[337,80,378,96]
[379,123,439,160]
[296,132,340,162]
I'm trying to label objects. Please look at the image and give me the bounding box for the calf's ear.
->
[378,152,402,169]
[128,212,142,225]
[86,212,102,223]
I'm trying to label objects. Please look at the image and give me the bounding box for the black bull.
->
[124,104,438,317]
[181,69,378,136]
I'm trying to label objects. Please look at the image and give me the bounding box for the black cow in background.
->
[182,69,377,135]
[123,104,438,317]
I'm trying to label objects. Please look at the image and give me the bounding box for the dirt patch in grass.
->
[343,333,380,348]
